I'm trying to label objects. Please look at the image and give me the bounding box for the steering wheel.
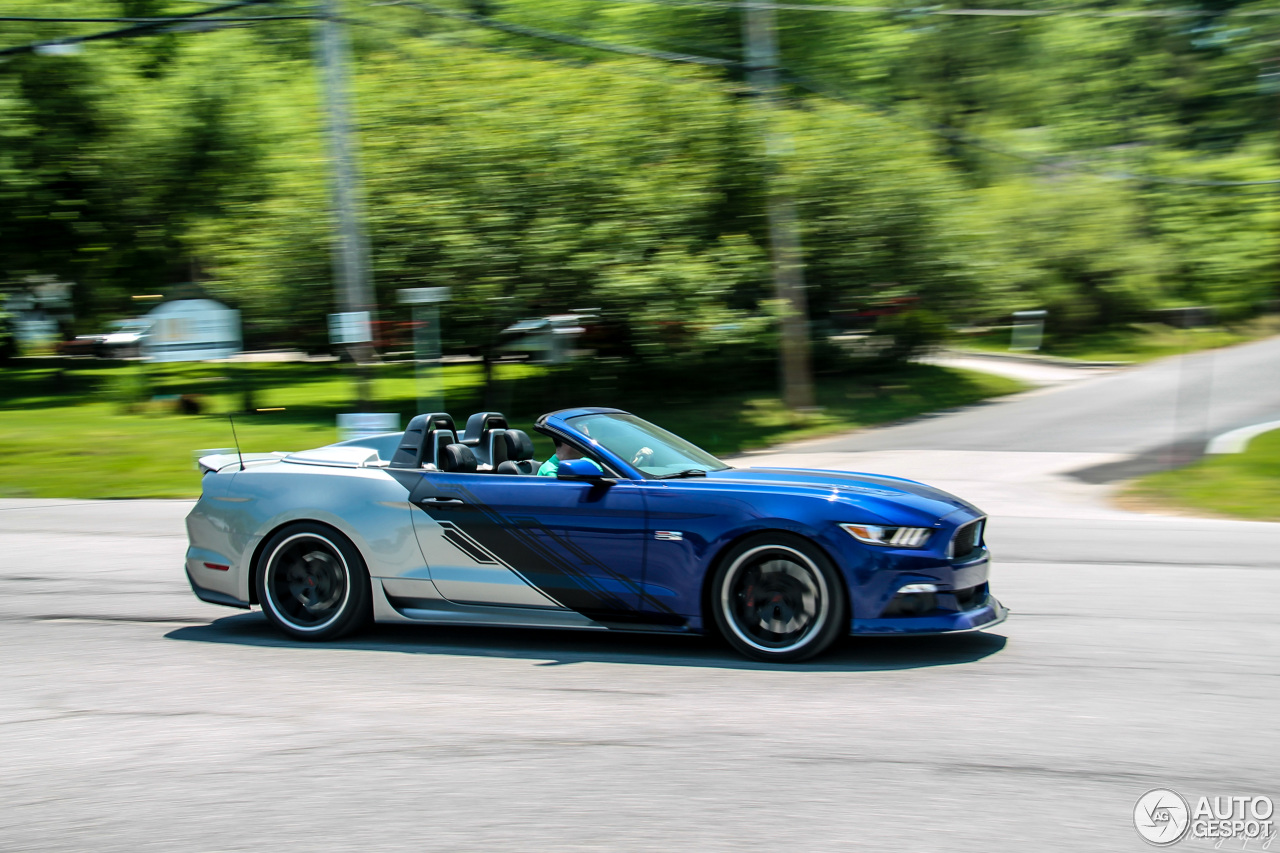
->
[631,446,655,467]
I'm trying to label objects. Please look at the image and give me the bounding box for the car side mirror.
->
[556,459,615,485]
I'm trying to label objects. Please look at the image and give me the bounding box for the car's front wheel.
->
[711,534,846,662]
[255,523,371,641]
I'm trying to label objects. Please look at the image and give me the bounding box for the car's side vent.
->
[948,519,985,561]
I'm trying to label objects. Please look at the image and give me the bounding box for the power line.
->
[385,1,1280,187]
[434,3,740,61]
[0,0,284,59]
[351,11,734,85]
[0,16,315,23]
[579,0,1280,20]
[379,0,741,67]
[4,0,1275,189]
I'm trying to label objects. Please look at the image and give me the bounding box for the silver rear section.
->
[186,455,570,620]
[186,460,429,607]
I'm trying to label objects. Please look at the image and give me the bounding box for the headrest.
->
[463,411,508,444]
[389,412,457,469]
[420,412,456,433]
[500,429,535,462]
[438,443,477,473]
[432,429,458,469]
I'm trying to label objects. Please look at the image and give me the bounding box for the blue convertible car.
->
[185,407,1006,662]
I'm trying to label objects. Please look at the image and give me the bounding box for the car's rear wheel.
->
[255,523,371,641]
[711,534,846,662]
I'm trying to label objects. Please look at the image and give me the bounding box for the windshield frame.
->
[558,411,729,481]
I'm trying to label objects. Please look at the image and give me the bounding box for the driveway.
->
[733,335,1280,519]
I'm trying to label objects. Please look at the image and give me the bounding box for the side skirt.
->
[370,579,693,634]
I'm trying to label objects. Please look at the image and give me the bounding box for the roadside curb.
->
[1205,418,1280,454]
[941,348,1130,369]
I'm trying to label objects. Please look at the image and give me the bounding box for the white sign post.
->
[1011,309,1047,352]
[329,311,382,444]
[327,310,372,346]
[397,288,451,415]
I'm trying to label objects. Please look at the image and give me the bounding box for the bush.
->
[875,308,950,363]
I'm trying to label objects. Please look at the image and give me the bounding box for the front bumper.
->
[850,594,1008,635]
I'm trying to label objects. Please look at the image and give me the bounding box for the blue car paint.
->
[535,408,1004,636]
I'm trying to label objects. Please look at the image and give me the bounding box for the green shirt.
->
[537,454,603,477]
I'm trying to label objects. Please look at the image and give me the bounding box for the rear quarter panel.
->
[186,462,424,604]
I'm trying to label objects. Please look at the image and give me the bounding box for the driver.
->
[538,438,604,477]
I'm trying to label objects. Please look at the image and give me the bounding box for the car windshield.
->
[567,413,729,478]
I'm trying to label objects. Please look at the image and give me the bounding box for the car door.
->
[407,472,649,620]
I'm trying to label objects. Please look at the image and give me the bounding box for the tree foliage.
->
[1,0,1278,366]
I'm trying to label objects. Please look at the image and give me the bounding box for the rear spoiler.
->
[197,452,283,475]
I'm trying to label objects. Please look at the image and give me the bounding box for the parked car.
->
[96,318,151,358]
[186,408,1006,662]
[55,334,107,357]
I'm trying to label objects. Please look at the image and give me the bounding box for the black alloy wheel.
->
[256,522,371,641]
[711,534,846,662]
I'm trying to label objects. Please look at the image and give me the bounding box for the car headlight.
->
[840,523,933,548]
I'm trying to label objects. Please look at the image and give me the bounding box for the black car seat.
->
[461,411,509,467]
[389,412,455,469]
[437,442,478,473]
[493,429,539,475]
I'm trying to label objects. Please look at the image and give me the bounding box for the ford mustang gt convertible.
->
[186,407,1007,662]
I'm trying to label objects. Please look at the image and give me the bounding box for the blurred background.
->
[3,0,1280,507]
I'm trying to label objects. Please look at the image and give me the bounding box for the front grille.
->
[949,519,985,561]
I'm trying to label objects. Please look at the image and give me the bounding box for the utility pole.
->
[317,0,375,408]
[742,1,815,410]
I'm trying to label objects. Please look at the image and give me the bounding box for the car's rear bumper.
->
[185,566,250,610]
[849,595,1008,635]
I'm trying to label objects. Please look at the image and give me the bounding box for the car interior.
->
[388,411,542,475]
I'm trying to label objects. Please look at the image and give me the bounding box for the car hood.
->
[703,466,983,524]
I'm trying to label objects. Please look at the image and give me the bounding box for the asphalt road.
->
[810,335,1280,455]
[2,498,1276,852]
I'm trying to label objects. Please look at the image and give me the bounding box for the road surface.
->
[5,339,1279,851]
[828,335,1280,455]
[1,495,1275,852]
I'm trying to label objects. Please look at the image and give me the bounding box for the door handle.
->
[426,497,464,506]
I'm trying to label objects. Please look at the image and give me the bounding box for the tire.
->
[255,523,371,641]
[711,533,847,663]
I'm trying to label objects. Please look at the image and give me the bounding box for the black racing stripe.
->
[441,525,499,565]
[408,477,677,618]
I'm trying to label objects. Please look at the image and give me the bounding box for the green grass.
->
[0,358,1025,499]
[1122,430,1280,521]
[954,317,1280,364]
